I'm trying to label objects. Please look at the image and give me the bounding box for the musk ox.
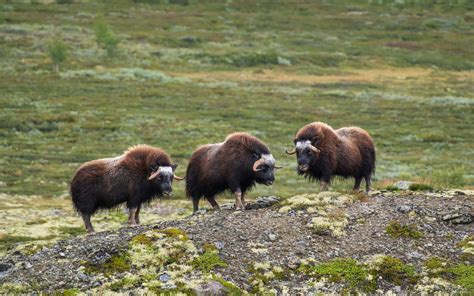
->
[286,122,375,192]
[186,132,282,212]
[70,145,184,232]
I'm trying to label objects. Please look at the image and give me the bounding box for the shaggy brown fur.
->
[287,122,375,192]
[70,145,182,232]
[186,132,280,212]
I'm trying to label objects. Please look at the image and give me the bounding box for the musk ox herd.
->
[71,122,375,232]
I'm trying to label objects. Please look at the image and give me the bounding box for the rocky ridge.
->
[0,191,473,294]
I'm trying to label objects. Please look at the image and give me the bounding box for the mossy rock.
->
[375,256,418,286]
[385,221,424,239]
[192,248,227,274]
[299,258,376,293]
[84,252,131,276]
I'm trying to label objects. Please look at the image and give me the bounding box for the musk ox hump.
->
[121,144,172,174]
[224,132,270,155]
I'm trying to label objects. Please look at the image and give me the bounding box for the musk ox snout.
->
[286,140,319,173]
[298,164,310,172]
[253,153,279,186]
[148,165,183,197]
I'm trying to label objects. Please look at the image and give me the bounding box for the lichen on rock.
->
[279,192,351,237]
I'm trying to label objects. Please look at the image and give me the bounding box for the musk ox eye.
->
[150,164,158,171]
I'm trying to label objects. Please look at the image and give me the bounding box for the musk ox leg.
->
[364,175,372,193]
[320,181,329,191]
[128,207,138,226]
[206,196,220,211]
[135,205,141,224]
[82,214,94,233]
[234,188,244,210]
[353,177,363,192]
[241,194,247,208]
[192,198,200,213]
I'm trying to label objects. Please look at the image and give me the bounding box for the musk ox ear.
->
[171,163,178,171]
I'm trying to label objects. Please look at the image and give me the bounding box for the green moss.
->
[376,256,418,286]
[130,234,153,246]
[385,221,424,239]
[202,242,218,252]
[447,264,474,289]
[148,285,194,295]
[56,226,86,237]
[0,234,55,252]
[424,257,446,270]
[192,249,228,274]
[300,258,376,293]
[408,183,434,191]
[385,185,400,192]
[85,252,131,276]
[248,263,287,293]
[156,228,189,241]
[211,275,243,295]
[54,289,80,296]
[108,277,140,292]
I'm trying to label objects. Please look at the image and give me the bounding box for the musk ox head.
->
[286,139,321,173]
[148,163,184,196]
[252,153,282,186]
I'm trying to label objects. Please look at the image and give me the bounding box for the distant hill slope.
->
[1,191,473,294]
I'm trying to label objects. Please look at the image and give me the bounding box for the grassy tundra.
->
[0,1,473,241]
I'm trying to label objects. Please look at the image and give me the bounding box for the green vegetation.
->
[249,262,287,293]
[0,234,54,253]
[409,183,434,191]
[431,166,466,188]
[385,221,424,239]
[56,226,86,237]
[85,252,131,276]
[448,264,474,290]
[192,245,228,274]
[299,255,423,292]
[385,185,400,192]
[94,17,119,58]
[155,227,189,241]
[130,233,153,246]
[422,257,474,290]
[301,258,376,293]
[424,257,446,271]
[47,40,68,73]
[211,275,243,295]
[54,289,80,296]
[0,2,472,198]
[376,256,418,286]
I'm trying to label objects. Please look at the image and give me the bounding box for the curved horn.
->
[148,168,161,180]
[285,148,296,155]
[309,144,321,153]
[173,174,185,181]
[274,165,283,169]
[252,158,265,172]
